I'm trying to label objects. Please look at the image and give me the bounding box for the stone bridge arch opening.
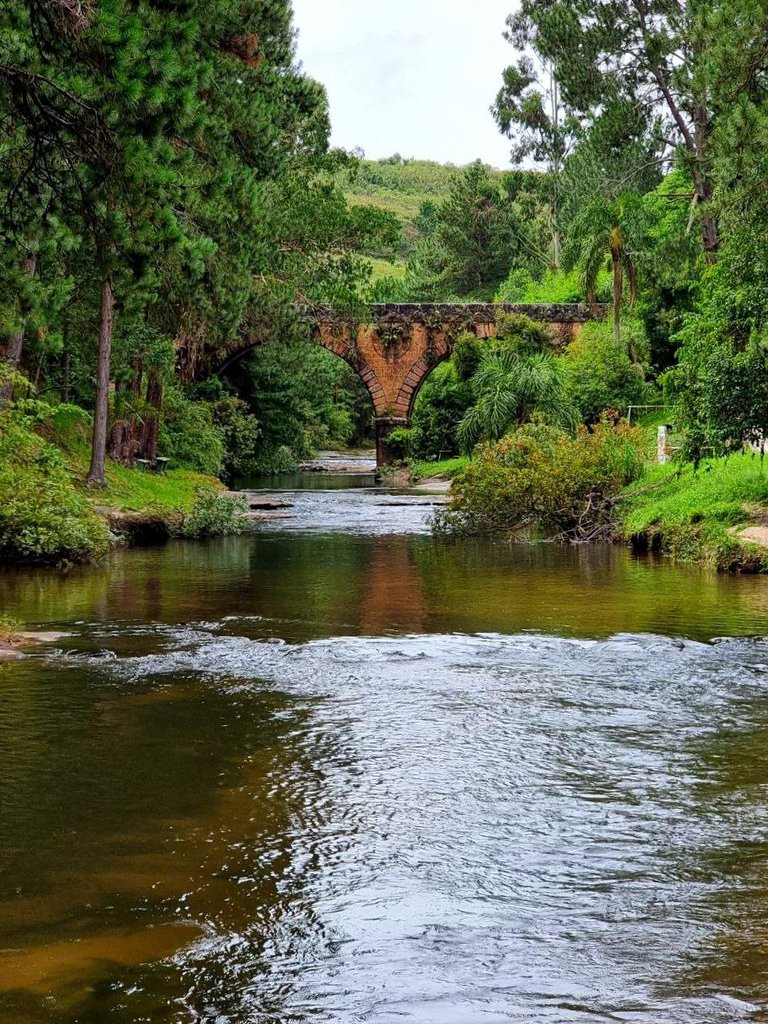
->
[215,303,607,467]
[312,304,606,465]
[214,330,379,455]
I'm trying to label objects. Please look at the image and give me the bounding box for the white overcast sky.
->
[291,1,517,168]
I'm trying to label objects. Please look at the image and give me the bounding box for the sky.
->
[291,0,516,169]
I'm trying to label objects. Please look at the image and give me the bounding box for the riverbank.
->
[0,406,229,565]
[620,453,768,572]
[430,433,768,573]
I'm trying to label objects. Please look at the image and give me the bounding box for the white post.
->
[657,424,670,464]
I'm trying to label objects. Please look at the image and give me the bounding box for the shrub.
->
[208,394,261,478]
[495,268,611,304]
[178,488,247,538]
[384,426,415,461]
[249,444,300,475]
[495,267,535,302]
[562,322,655,421]
[159,386,226,476]
[435,419,645,539]
[0,411,110,563]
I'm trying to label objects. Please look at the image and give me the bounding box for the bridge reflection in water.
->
[2,530,768,642]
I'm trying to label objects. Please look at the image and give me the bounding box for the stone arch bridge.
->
[219,303,606,465]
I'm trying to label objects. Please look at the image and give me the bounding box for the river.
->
[2,465,768,1022]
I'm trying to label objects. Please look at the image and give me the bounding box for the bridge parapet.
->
[307,302,604,328]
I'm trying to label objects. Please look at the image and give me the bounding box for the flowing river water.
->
[3,461,768,1022]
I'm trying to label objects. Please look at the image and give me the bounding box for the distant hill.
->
[342,158,463,222]
[339,157,505,277]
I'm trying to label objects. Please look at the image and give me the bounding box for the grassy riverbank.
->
[620,453,768,571]
[409,456,469,482]
[431,424,768,572]
[0,406,229,565]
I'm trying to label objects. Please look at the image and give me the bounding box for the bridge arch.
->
[212,303,607,466]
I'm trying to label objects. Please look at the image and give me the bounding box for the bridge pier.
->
[375,417,409,467]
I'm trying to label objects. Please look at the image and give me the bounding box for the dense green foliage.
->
[436,420,645,538]
[561,323,654,422]
[0,0,394,491]
[420,0,768,567]
[224,341,373,473]
[2,0,768,571]
[0,407,109,562]
[398,314,657,465]
[0,401,244,561]
[178,489,246,539]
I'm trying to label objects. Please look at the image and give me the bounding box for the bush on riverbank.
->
[0,410,110,563]
[178,489,247,538]
[620,453,768,571]
[435,420,645,539]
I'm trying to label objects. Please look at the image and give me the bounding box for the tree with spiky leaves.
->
[457,349,577,451]
[563,193,647,356]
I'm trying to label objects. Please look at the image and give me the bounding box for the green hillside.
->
[339,156,505,276]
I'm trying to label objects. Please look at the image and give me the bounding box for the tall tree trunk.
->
[692,101,718,260]
[612,248,622,348]
[0,255,37,409]
[87,276,115,488]
[138,369,163,463]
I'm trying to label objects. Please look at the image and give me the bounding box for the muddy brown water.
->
[2,476,768,1022]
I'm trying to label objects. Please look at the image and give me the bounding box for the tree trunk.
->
[138,369,163,463]
[692,101,718,260]
[696,176,719,260]
[61,346,71,403]
[0,255,37,409]
[87,276,115,488]
[109,358,143,466]
[552,224,561,274]
[612,248,622,348]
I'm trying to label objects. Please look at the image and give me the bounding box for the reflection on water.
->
[2,485,768,1022]
[2,533,768,641]
[239,471,378,491]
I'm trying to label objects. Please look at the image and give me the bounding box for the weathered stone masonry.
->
[221,303,608,466]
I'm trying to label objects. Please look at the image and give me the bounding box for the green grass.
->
[620,452,768,570]
[95,461,221,513]
[368,257,407,283]
[347,191,424,223]
[50,432,221,514]
[410,456,469,482]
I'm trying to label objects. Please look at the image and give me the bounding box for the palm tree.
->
[563,193,645,356]
[457,349,577,452]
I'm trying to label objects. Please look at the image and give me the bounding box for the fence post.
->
[657,425,671,464]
